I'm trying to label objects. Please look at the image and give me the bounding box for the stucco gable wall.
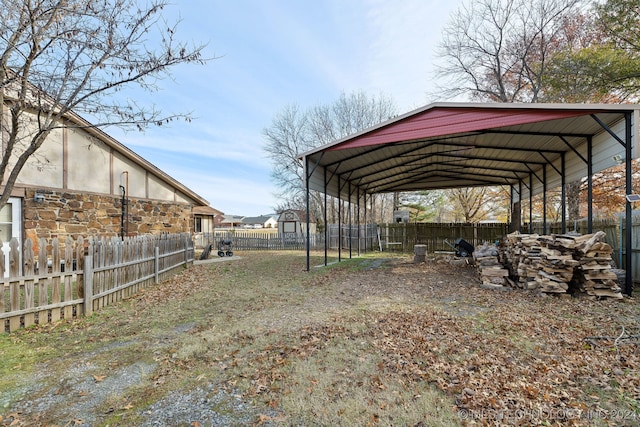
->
[15,124,64,187]
[66,128,111,193]
[112,152,146,198]
[8,110,202,205]
[148,173,175,201]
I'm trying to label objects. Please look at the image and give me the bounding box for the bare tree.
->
[263,91,398,225]
[263,104,311,203]
[435,0,586,221]
[435,0,584,102]
[0,0,208,210]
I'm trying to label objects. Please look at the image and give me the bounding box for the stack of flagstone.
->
[473,242,510,289]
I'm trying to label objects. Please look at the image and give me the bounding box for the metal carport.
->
[300,102,639,295]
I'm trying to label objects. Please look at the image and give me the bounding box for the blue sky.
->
[108,0,463,216]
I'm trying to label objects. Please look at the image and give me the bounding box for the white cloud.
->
[113,123,270,165]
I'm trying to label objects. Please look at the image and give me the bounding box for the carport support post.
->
[323,169,331,266]
[518,180,523,233]
[543,164,547,234]
[364,191,368,253]
[338,175,342,262]
[528,173,533,233]
[561,152,566,234]
[305,156,311,272]
[509,185,521,233]
[624,112,633,295]
[357,187,361,256]
[348,181,352,259]
[587,136,593,233]
[323,168,328,266]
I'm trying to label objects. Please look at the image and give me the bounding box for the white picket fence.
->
[1,233,194,333]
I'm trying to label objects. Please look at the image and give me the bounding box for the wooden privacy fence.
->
[1,233,193,333]
[199,224,380,252]
[203,231,326,251]
[327,224,380,252]
[377,222,510,253]
[200,224,504,253]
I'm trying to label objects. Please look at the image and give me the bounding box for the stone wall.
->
[23,188,193,244]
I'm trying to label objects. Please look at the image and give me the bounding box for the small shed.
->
[278,210,316,235]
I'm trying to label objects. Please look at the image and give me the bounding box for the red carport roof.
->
[328,108,597,150]
[300,102,638,200]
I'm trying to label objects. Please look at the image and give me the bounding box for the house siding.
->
[3,99,212,251]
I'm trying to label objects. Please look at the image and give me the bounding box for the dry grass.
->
[1,250,638,426]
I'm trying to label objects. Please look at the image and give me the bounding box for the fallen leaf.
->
[256,414,272,424]
[93,374,106,382]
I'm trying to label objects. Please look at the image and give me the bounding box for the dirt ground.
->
[1,252,638,426]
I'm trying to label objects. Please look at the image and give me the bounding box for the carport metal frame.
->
[300,103,638,296]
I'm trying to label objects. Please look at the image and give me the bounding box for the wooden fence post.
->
[51,238,61,322]
[184,234,189,265]
[23,239,35,328]
[154,246,159,284]
[83,255,93,317]
[9,239,20,332]
[38,238,48,326]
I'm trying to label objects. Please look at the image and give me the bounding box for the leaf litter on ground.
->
[1,251,638,426]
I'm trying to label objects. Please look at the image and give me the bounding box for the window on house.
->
[194,216,202,233]
[0,202,12,242]
[1,198,22,277]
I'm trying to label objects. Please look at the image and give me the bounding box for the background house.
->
[1,104,218,273]
[242,215,278,228]
[218,215,245,228]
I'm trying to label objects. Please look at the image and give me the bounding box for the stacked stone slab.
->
[473,242,510,289]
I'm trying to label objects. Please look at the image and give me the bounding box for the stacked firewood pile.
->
[473,242,511,289]
[503,233,542,289]
[501,231,623,298]
[571,232,624,298]
[535,234,582,293]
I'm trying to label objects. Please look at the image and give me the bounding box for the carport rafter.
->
[368,170,512,194]
[359,160,521,193]
[340,145,551,187]
[356,154,546,191]
[331,138,568,181]
[320,127,590,197]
